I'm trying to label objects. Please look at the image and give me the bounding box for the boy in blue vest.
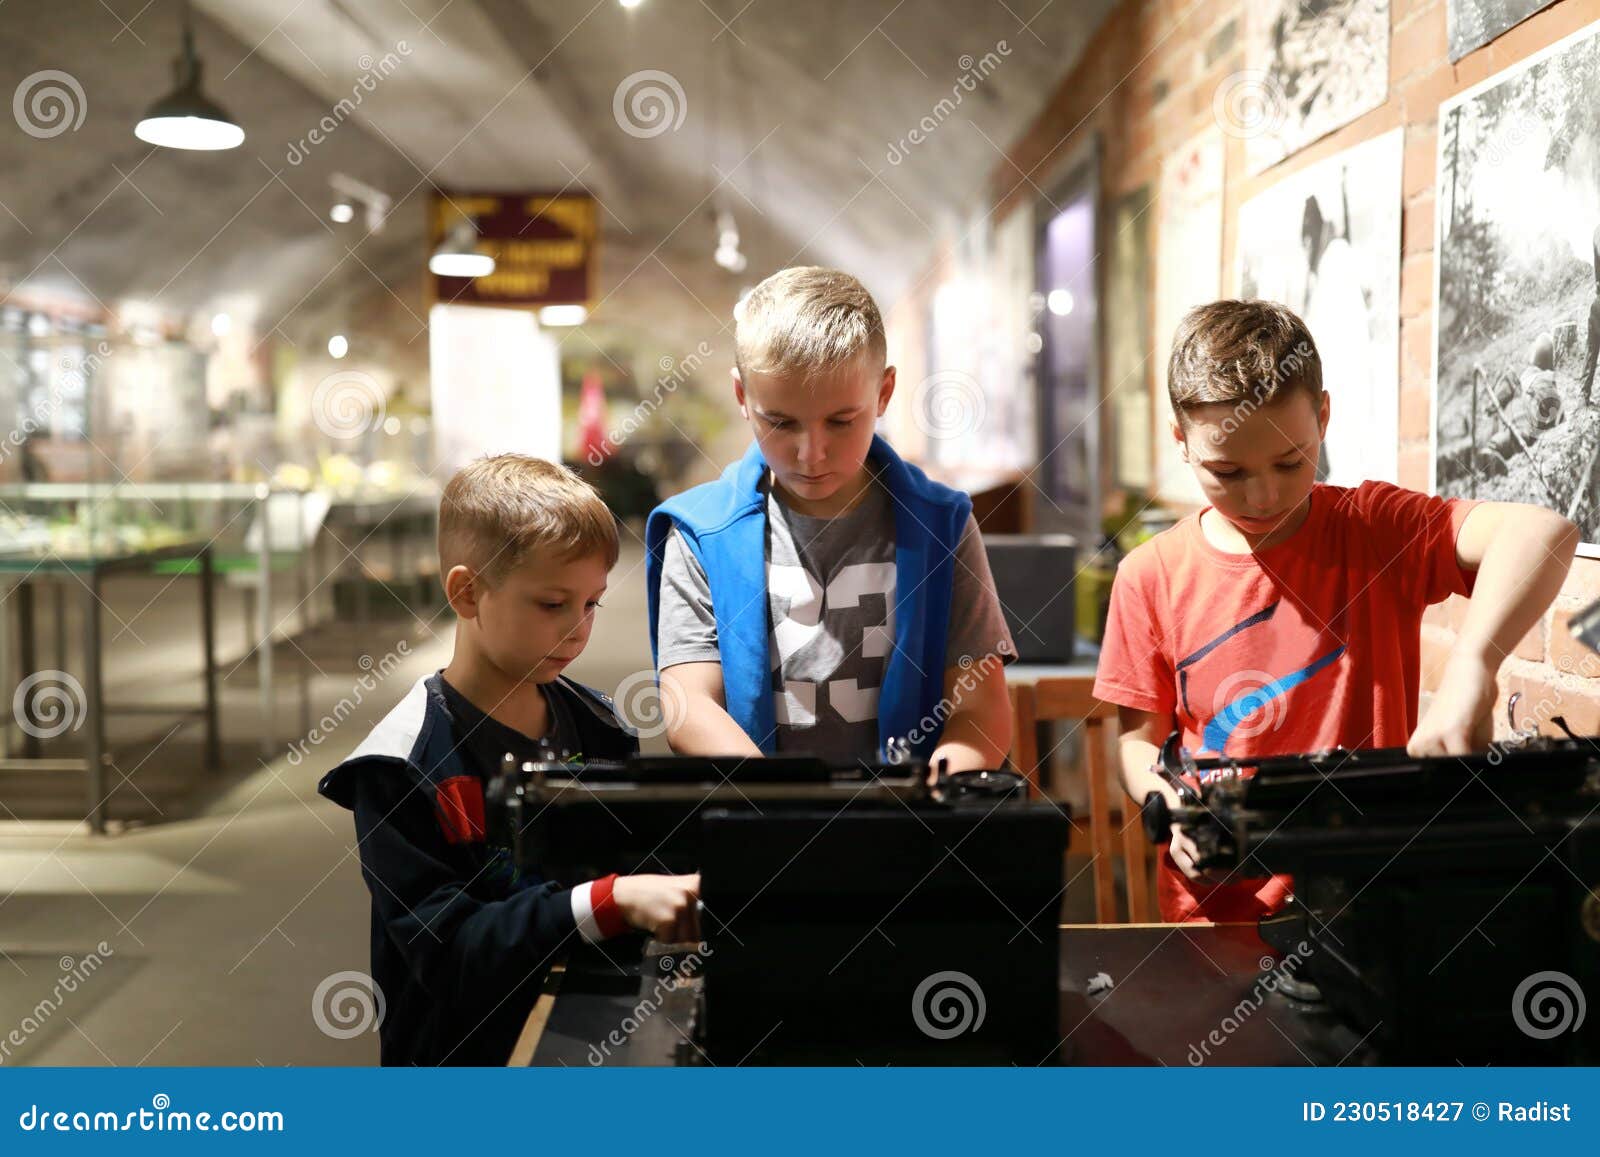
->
[645,266,1015,767]
[320,455,700,1065]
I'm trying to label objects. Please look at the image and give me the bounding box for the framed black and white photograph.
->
[1448,0,1560,61]
[1434,19,1600,555]
[1243,0,1391,174]
[1237,128,1403,487]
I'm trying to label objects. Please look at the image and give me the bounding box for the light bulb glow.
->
[134,115,244,150]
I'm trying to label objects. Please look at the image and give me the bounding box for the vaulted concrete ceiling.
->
[1,0,1115,365]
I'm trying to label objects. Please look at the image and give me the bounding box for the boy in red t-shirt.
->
[1094,300,1579,922]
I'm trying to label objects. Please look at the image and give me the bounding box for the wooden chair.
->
[1009,676,1158,923]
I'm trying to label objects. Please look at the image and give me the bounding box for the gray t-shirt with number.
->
[655,475,1015,757]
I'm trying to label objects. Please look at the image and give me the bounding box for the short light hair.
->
[438,455,618,585]
[1167,299,1322,422]
[735,266,886,379]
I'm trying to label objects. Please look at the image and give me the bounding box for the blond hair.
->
[1167,299,1322,422]
[735,266,886,379]
[438,455,618,584]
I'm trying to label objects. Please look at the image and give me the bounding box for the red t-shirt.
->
[1093,481,1477,922]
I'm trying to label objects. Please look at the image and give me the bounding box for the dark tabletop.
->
[0,539,211,575]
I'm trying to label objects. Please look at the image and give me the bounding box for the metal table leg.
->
[390,517,405,609]
[17,580,38,760]
[357,513,372,632]
[297,536,311,736]
[298,493,313,636]
[0,579,10,761]
[52,583,65,671]
[82,576,106,835]
[322,525,333,628]
[258,496,273,757]
[200,545,220,770]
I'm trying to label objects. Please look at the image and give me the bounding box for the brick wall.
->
[987,0,1600,736]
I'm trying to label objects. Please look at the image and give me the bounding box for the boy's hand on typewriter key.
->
[1407,653,1496,756]
[614,873,701,944]
[1160,783,1229,885]
[1168,826,1228,884]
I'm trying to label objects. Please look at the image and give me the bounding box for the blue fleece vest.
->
[645,435,971,758]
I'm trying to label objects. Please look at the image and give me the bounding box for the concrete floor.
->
[0,537,1097,1066]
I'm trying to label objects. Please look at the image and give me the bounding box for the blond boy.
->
[646,267,1015,768]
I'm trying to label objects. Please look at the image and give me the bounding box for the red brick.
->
[1493,668,1523,738]
[1561,560,1600,602]
[1403,193,1436,256]
[1403,125,1437,198]
[1400,315,1434,389]
[1499,671,1571,738]
[1400,252,1434,319]
[1420,624,1454,690]
[1391,0,1440,25]
[1398,62,1457,124]
[1550,608,1600,679]
[1548,680,1600,736]
[1391,2,1445,84]
[1399,383,1432,441]
[1398,444,1431,491]
[1512,616,1546,662]
[1423,611,1542,670]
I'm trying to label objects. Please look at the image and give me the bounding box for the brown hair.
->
[1167,300,1322,422]
[438,454,618,584]
[735,266,886,379]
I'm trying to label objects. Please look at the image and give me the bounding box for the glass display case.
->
[0,483,323,804]
[0,305,208,485]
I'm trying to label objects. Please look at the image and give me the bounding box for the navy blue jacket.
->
[317,673,638,1066]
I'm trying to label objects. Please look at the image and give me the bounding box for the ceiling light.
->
[712,207,746,272]
[538,305,588,327]
[330,173,392,233]
[134,4,244,151]
[328,334,348,359]
[429,218,495,278]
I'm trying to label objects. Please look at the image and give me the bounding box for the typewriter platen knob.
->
[941,768,1027,802]
[1142,790,1173,844]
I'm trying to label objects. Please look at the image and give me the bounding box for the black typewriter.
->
[486,746,1071,1065]
[1141,708,1600,1064]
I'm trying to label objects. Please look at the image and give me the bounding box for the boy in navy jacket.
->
[320,455,699,1065]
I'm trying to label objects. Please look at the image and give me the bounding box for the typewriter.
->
[486,746,1071,1065]
[1140,707,1600,1064]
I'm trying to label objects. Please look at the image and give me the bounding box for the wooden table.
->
[513,923,1359,1066]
